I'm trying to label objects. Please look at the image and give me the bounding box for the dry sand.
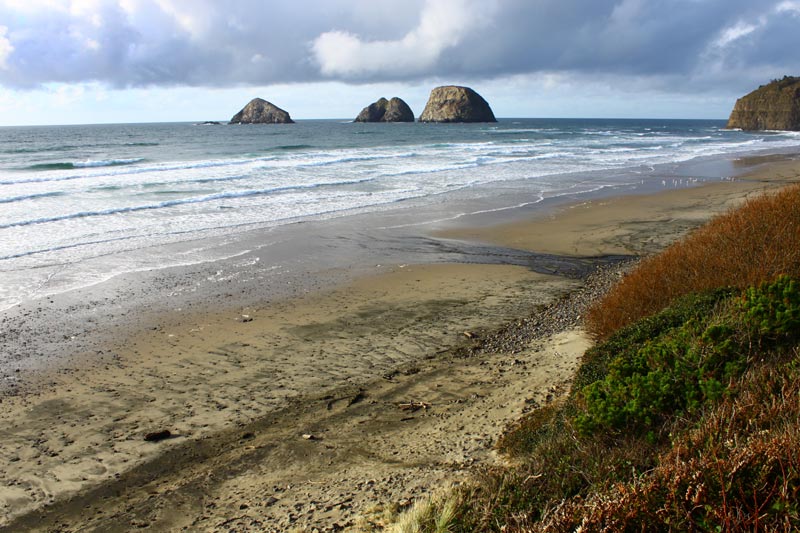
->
[1,264,576,532]
[1,158,799,532]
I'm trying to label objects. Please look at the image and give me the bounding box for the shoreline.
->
[1,157,800,531]
[0,150,783,382]
[438,157,800,256]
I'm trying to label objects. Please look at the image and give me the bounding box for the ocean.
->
[1,118,799,312]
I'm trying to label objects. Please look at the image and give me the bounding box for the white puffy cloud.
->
[312,0,497,78]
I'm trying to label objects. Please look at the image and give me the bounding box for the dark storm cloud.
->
[0,0,797,92]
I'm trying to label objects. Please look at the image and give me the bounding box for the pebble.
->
[143,430,172,442]
[455,260,637,357]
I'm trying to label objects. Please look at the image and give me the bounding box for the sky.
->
[0,0,799,126]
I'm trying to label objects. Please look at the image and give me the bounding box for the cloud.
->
[0,27,12,69]
[776,0,800,14]
[696,1,800,87]
[312,0,497,79]
[713,22,759,49]
[0,0,796,96]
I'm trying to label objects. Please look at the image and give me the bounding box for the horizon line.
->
[0,116,730,128]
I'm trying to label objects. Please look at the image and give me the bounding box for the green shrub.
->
[556,360,800,533]
[574,279,800,438]
[740,274,800,339]
[574,321,747,437]
[571,289,732,393]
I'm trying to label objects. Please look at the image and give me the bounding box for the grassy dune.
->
[390,185,800,532]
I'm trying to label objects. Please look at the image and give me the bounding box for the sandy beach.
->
[1,157,799,532]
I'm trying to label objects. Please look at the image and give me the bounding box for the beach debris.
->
[347,390,366,407]
[144,429,172,442]
[302,433,319,440]
[265,496,279,506]
[238,314,253,323]
[463,331,477,339]
[397,401,431,412]
[397,498,413,509]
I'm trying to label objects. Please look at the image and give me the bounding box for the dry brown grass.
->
[587,185,800,340]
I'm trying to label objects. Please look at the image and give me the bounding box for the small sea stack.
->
[726,76,800,131]
[419,85,497,123]
[229,98,295,124]
[354,97,414,123]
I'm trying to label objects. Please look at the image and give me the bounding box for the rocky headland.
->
[230,98,295,124]
[354,97,414,122]
[727,76,800,131]
[419,85,496,123]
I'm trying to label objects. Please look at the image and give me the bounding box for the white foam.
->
[3,121,800,310]
[73,158,144,168]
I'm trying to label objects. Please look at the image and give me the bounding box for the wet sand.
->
[0,263,579,531]
[441,159,800,256]
[1,158,799,532]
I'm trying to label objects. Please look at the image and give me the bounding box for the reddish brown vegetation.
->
[536,359,800,532]
[587,185,800,340]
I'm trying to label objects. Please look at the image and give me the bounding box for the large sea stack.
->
[726,76,800,131]
[355,97,414,122]
[419,86,496,123]
[229,98,294,124]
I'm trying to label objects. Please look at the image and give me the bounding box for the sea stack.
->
[726,76,800,131]
[354,97,415,122]
[419,86,497,123]
[229,98,295,124]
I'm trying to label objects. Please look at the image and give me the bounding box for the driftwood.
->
[397,401,431,412]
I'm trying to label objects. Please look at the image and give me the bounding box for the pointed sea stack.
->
[354,97,414,122]
[229,98,294,124]
[726,76,800,131]
[419,86,496,123]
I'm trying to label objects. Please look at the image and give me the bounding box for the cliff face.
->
[229,98,294,124]
[355,97,414,122]
[726,77,800,131]
[419,86,496,123]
